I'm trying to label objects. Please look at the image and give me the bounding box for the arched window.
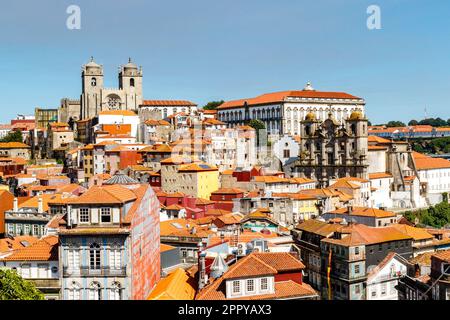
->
[130,78,135,87]
[90,243,101,270]
[163,108,168,118]
[91,78,97,87]
[351,124,357,135]
[110,282,122,300]
[89,282,102,300]
[68,281,81,300]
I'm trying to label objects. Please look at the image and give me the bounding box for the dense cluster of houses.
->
[0,58,450,300]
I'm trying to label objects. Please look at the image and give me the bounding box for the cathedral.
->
[289,111,369,187]
[59,57,143,122]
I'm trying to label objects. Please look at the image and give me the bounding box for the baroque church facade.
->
[59,57,143,123]
[289,111,369,187]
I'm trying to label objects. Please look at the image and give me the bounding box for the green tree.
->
[202,100,224,110]
[0,269,45,300]
[386,121,406,127]
[408,119,419,126]
[248,119,266,131]
[0,130,23,143]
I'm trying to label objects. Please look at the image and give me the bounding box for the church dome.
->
[304,112,317,121]
[349,111,364,120]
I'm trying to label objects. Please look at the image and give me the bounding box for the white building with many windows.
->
[217,83,365,135]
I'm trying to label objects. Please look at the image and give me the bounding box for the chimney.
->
[198,242,208,290]
[38,196,44,213]
[13,197,18,212]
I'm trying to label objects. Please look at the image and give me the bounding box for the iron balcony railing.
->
[63,266,127,277]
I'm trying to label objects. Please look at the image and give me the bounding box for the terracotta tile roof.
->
[208,230,277,246]
[432,249,450,262]
[390,224,434,241]
[147,268,196,300]
[214,213,242,225]
[0,142,30,149]
[327,206,396,218]
[212,188,245,195]
[178,163,218,172]
[369,172,393,179]
[1,236,58,261]
[0,236,39,254]
[321,223,412,246]
[141,100,197,107]
[218,90,361,110]
[413,152,450,170]
[205,208,232,216]
[144,119,171,126]
[368,145,388,151]
[18,194,67,212]
[165,204,185,211]
[272,192,317,200]
[202,118,226,126]
[160,219,213,238]
[195,198,215,205]
[223,254,278,280]
[330,179,361,189]
[66,185,137,205]
[368,135,392,144]
[252,252,305,271]
[98,110,137,116]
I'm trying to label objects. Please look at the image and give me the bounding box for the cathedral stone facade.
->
[290,111,369,187]
[59,57,143,122]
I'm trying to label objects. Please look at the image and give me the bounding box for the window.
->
[79,208,89,223]
[355,247,359,255]
[355,284,360,295]
[21,264,31,278]
[37,264,49,278]
[378,244,382,251]
[91,77,97,86]
[232,281,241,294]
[110,282,122,300]
[90,243,101,270]
[7,224,14,235]
[381,283,387,296]
[130,78,135,87]
[109,244,121,269]
[89,282,102,300]
[283,149,290,158]
[355,265,360,274]
[16,224,23,235]
[101,207,111,223]
[24,224,31,235]
[68,282,81,300]
[247,279,255,292]
[260,278,268,291]
[68,247,80,269]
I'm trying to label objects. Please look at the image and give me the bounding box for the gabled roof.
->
[222,254,278,280]
[412,152,450,170]
[67,185,137,205]
[390,224,434,241]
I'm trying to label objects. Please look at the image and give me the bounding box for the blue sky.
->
[1,0,450,124]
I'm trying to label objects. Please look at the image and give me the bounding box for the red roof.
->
[218,90,362,110]
[140,100,197,107]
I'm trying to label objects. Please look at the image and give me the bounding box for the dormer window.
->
[101,207,111,223]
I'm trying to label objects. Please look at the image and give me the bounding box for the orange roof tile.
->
[327,206,396,218]
[98,110,137,116]
[218,90,361,110]
[369,172,393,179]
[1,236,58,261]
[147,268,196,300]
[141,100,197,107]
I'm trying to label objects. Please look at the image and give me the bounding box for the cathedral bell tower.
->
[118,58,143,110]
[81,57,104,119]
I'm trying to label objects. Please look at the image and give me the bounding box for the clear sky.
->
[1,0,450,124]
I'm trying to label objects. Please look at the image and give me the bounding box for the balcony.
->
[63,266,127,277]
